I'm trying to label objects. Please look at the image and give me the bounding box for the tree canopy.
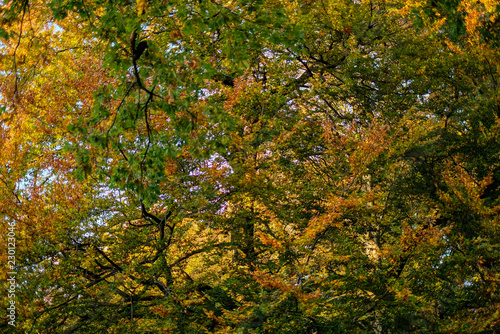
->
[1,0,500,333]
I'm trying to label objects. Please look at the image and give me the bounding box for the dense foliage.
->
[1,0,500,332]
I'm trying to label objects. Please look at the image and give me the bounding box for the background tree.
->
[1,0,499,333]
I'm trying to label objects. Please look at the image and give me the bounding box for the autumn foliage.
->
[1,0,500,333]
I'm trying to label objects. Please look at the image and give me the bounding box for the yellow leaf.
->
[137,0,147,15]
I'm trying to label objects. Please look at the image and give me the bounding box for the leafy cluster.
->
[1,0,500,333]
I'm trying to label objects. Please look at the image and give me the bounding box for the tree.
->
[1,0,499,333]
